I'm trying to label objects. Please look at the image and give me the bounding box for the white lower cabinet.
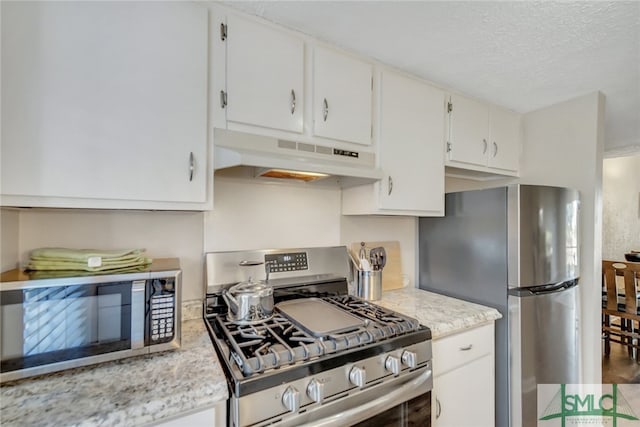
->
[151,402,226,427]
[432,323,495,427]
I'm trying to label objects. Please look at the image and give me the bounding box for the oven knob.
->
[385,355,401,376]
[349,366,366,388]
[401,350,418,369]
[307,378,325,404]
[282,386,300,413]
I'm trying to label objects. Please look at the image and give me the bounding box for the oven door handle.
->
[304,368,433,427]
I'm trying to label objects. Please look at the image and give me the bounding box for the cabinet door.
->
[153,402,226,427]
[488,106,521,172]
[226,14,304,133]
[313,47,372,145]
[433,354,495,427]
[1,2,208,204]
[378,71,444,212]
[447,94,489,167]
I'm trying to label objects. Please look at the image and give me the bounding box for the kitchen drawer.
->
[432,323,494,377]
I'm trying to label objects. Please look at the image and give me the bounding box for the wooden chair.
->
[602,260,640,361]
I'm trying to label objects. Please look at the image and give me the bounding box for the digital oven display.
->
[265,252,308,273]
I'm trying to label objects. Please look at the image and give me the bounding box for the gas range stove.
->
[204,246,432,427]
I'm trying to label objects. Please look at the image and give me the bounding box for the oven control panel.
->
[265,252,308,273]
[233,341,432,426]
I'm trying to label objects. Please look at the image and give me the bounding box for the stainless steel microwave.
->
[0,259,181,383]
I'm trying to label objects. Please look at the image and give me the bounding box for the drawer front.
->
[432,323,494,377]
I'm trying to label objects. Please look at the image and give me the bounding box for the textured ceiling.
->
[223,1,640,155]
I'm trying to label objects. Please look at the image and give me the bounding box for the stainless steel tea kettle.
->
[222,260,274,324]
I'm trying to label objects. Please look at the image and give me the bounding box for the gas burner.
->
[213,295,424,377]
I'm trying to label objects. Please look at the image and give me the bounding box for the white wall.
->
[204,178,341,251]
[0,209,20,271]
[602,155,640,260]
[203,177,419,286]
[17,209,205,301]
[521,92,605,384]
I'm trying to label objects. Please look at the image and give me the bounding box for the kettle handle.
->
[221,288,239,312]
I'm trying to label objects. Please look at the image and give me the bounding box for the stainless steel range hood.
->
[213,129,383,187]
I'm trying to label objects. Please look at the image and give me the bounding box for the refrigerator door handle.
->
[509,279,579,297]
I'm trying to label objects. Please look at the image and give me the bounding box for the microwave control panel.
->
[147,278,175,345]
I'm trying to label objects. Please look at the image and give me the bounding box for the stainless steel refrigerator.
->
[418,184,580,427]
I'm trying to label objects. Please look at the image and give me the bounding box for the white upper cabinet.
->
[378,71,444,212]
[446,94,490,167]
[313,47,373,146]
[224,14,304,134]
[1,2,210,210]
[488,105,521,172]
[341,69,444,216]
[446,93,521,175]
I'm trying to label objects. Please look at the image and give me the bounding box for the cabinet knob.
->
[188,152,195,182]
[282,386,300,413]
[290,89,296,115]
[349,366,366,388]
[482,138,488,154]
[323,98,329,121]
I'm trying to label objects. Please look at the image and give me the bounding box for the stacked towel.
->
[26,248,152,272]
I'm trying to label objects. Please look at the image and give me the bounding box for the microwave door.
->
[1,281,133,378]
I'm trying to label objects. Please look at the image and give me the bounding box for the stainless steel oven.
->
[204,246,432,427]
[0,259,181,383]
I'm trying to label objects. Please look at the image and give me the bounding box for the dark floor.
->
[602,341,640,384]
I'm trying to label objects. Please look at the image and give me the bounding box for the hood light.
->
[258,168,330,182]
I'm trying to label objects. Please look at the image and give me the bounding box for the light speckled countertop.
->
[376,287,502,339]
[0,290,499,426]
[0,314,228,427]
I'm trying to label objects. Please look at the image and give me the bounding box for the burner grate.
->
[214,295,422,377]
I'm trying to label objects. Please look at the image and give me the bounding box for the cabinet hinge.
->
[447,102,453,114]
[446,142,452,153]
[220,90,228,109]
[220,23,227,41]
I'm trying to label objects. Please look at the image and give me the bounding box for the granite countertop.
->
[0,316,228,427]
[376,287,502,339]
[0,289,499,426]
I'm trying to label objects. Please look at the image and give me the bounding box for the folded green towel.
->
[26,264,152,279]
[26,258,152,272]
[30,248,144,262]
[26,248,152,272]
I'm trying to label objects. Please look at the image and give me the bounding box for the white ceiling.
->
[223,1,640,156]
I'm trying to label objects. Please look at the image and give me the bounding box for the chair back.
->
[602,260,640,314]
